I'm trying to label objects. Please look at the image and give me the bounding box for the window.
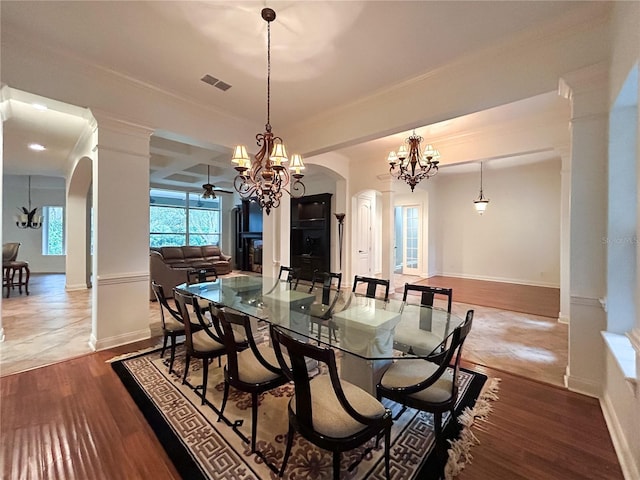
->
[42,206,65,255]
[150,189,221,247]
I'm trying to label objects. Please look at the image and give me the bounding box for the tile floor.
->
[0,273,568,387]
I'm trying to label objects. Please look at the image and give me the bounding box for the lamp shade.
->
[269,142,288,166]
[289,154,305,174]
[231,145,250,169]
[474,198,489,214]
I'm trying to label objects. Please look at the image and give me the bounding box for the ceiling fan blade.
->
[212,188,234,194]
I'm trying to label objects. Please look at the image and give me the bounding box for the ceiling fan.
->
[202,165,233,199]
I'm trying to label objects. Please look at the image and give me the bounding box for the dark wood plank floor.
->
[0,342,623,480]
[401,275,560,318]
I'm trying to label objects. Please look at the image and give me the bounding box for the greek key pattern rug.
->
[112,345,487,480]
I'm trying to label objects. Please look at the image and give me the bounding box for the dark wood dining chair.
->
[278,265,300,290]
[174,289,227,405]
[403,283,453,313]
[352,275,390,301]
[270,324,393,480]
[376,310,474,443]
[151,281,188,374]
[308,270,343,344]
[216,309,288,453]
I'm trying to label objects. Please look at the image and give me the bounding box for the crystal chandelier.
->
[15,176,42,229]
[387,130,440,191]
[474,162,490,215]
[231,7,305,215]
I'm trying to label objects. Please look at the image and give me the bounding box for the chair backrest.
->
[151,281,182,328]
[278,266,300,290]
[217,309,281,383]
[174,290,224,354]
[309,270,342,307]
[270,324,379,431]
[352,275,390,301]
[402,284,453,313]
[406,309,474,397]
[186,266,218,285]
[2,242,20,262]
[173,290,198,353]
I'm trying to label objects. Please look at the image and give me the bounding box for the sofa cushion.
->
[159,247,185,265]
[201,245,221,259]
[182,246,205,261]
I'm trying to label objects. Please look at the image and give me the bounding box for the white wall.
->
[602,2,640,479]
[432,159,561,287]
[2,175,66,272]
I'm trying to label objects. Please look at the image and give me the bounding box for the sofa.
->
[150,245,232,299]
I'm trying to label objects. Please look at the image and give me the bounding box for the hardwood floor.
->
[0,274,622,478]
[397,275,560,319]
[0,343,623,479]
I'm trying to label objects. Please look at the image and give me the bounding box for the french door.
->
[394,205,420,275]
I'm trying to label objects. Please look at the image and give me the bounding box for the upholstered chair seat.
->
[191,329,225,353]
[379,359,454,403]
[291,375,387,438]
[236,344,283,384]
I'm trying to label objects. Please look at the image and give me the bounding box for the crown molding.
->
[2,27,251,127]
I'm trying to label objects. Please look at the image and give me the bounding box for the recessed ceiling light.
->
[29,143,46,151]
[31,103,48,111]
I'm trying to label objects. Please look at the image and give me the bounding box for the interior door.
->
[395,205,420,275]
[356,195,372,276]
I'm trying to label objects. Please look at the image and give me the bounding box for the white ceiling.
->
[1,1,596,188]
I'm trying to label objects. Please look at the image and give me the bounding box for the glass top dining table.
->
[175,275,465,362]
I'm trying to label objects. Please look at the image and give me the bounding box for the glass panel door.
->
[394,205,421,275]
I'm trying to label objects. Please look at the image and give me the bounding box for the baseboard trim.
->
[601,392,640,480]
[66,283,89,291]
[566,373,600,398]
[89,329,151,351]
[435,272,559,289]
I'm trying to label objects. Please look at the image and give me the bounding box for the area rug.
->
[112,344,492,480]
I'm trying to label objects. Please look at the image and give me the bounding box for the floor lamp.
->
[334,213,345,271]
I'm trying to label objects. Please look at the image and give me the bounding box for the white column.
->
[261,194,291,279]
[560,64,609,397]
[557,146,571,324]
[380,189,395,291]
[89,112,153,350]
[65,157,93,291]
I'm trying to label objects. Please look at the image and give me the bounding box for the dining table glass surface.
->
[176,275,465,361]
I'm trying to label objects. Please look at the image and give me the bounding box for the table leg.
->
[340,354,391,396]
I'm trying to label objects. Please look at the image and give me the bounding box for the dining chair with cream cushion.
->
[174,289,228,406]
[270,324,393,480]
[376,310,474,443]
[217,309,288,453]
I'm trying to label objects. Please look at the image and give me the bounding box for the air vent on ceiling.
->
[201,74,232,92]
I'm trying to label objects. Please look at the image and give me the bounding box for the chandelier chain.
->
[266,19,271,131]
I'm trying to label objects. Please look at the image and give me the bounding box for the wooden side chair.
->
[270,324,393,480]
[308,270,343,344]
[151,281,189,374]
[352,275,390,301]
[278,265,300,290]
[403,283,453,313]
[376,310,474,442]
[216,309,288,453]
[174,290,227,405]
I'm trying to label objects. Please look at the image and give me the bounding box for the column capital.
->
[559,63,609,120]
[91,108,154,138]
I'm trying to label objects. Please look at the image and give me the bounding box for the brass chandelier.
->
[231,7,305,215]
[387,130,440,191]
